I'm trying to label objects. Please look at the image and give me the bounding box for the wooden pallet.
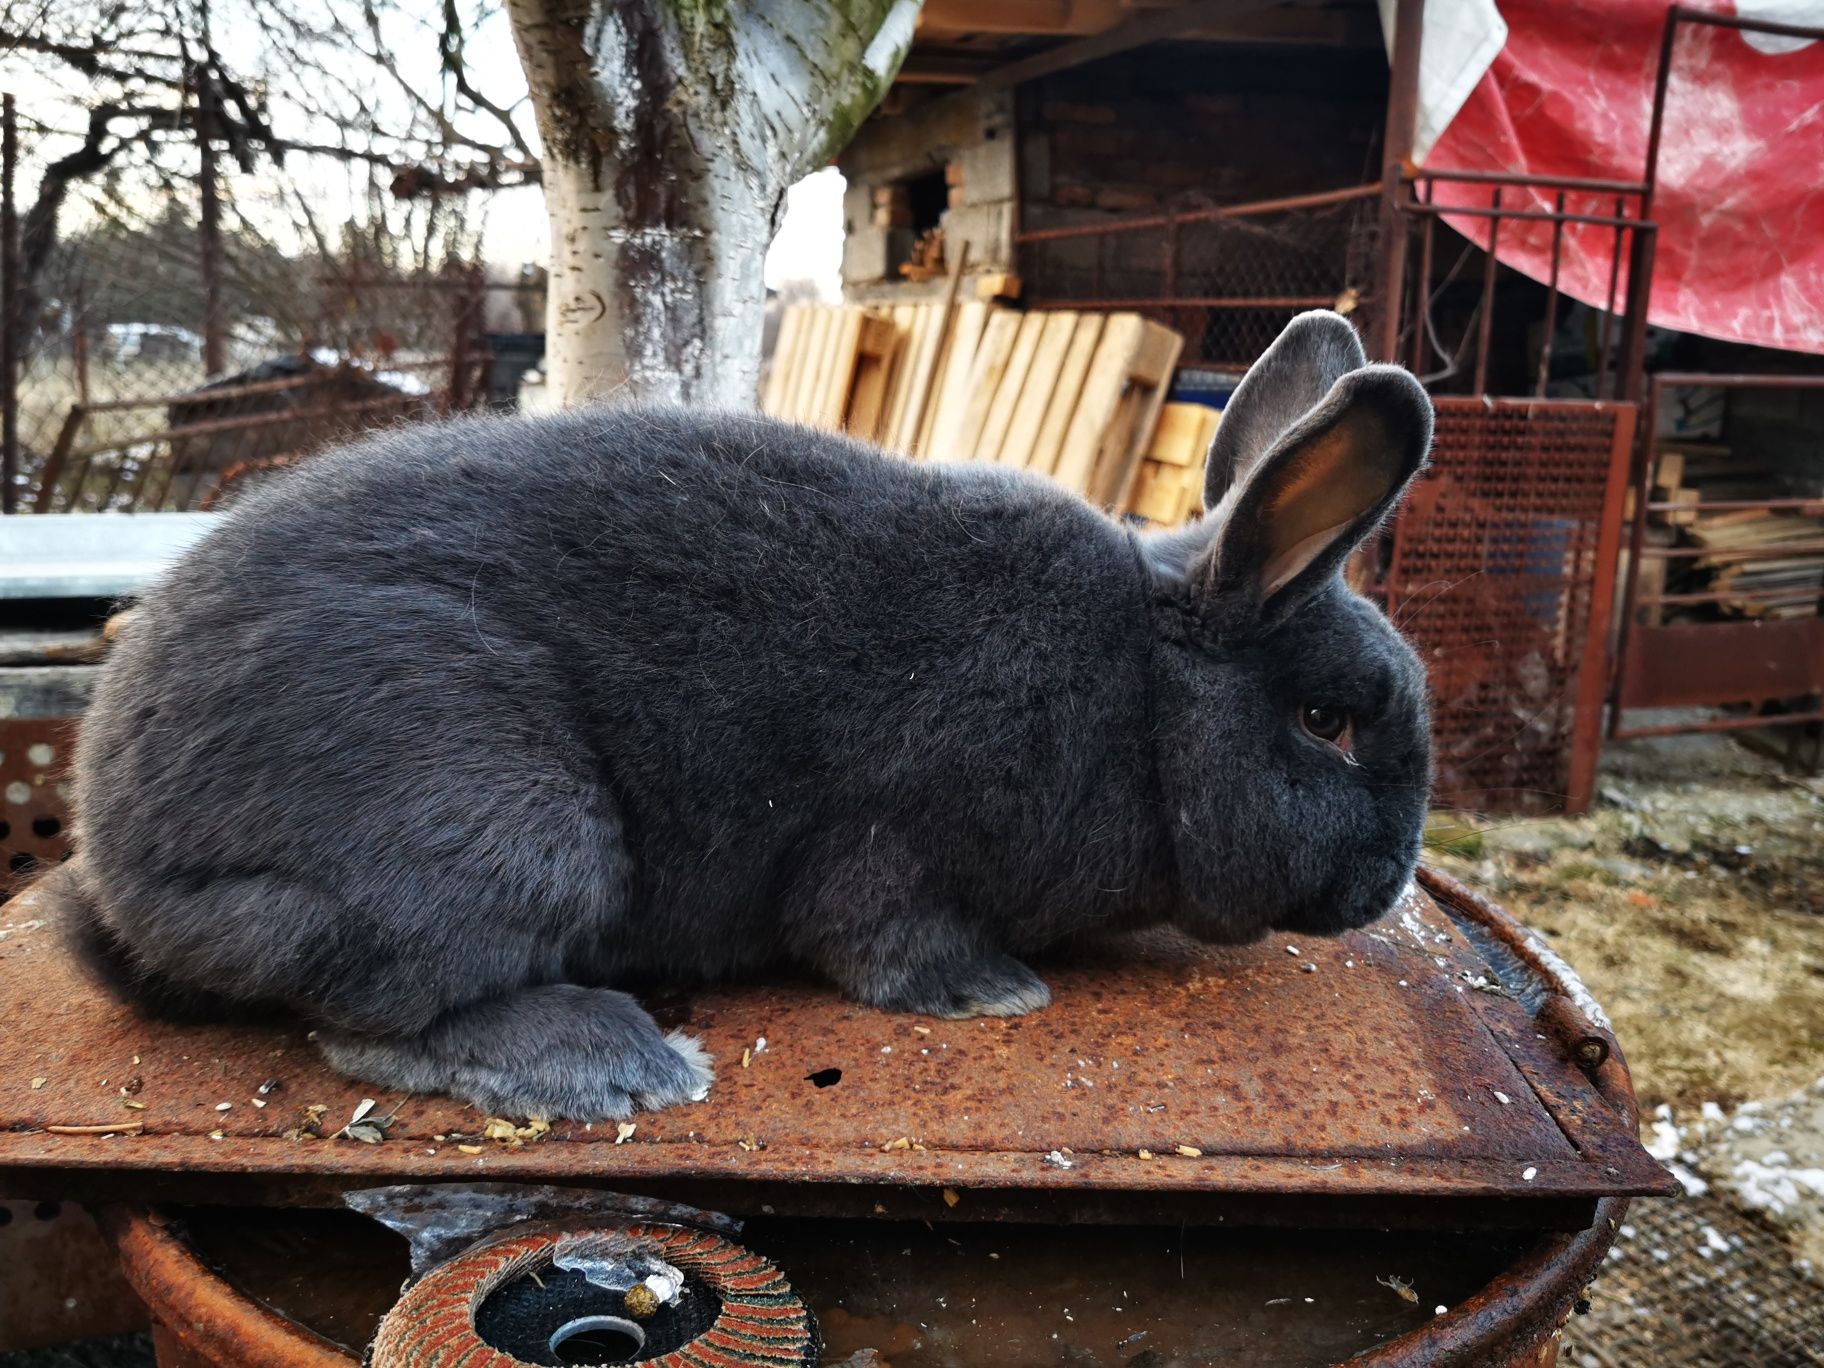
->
[762,302,1195,521]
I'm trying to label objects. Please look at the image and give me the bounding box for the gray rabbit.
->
[47,310,1433,1120]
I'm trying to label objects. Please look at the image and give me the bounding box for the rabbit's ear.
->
[1199,365,1431,622]
[1203,310,1367,509]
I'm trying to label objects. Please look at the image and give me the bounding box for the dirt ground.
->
[1425,731,1824,1113]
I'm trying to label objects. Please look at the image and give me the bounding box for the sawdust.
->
[1426,732,1824,1113]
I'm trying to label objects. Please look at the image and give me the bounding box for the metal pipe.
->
[1472,186,1501,395]
[1411,167,1649,195]
[1409,179,1434,374]
[1566,405,1639,813]
[1650,370,1824,389]
[1608,375,1663,738]
[1535,192,1566,398]
[1595,197,1625,400]
[1670,2,1824,40]
[1373,0,1424,362]
[1,93,16,515]
[1013,182,1382,243]
[1617,226,1657,402]
[1024,295,1339,311]
[1614,709,1824,741]
[1401,204,1645,230]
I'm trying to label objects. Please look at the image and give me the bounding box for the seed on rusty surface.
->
[623,1283,660,1320]
[616,1121,636,1144]
[1138,1149,1154,1159]
[29,1077,45,1089]
[1377,1274,1419,1304]
[1175,1145,1202,1157]
[943,1187,959,1207]
[457,1144,484,1155]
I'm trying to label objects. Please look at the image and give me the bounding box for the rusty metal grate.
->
[1384,399,1635,814]
[0,717,75,902]
[1564,1193,1824,1368]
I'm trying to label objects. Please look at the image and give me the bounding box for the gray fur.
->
[50,311,1434,1120]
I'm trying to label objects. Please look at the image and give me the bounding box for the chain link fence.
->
[3,97,543,514]
[1018,183,1382,369]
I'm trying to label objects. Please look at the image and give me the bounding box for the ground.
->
[1430,729,1824,1365]
[1426,732,1824,1112]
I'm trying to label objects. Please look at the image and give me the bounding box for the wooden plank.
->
[818,308,868,431]
[1129,463,1182,525]
[787,307,833,422]
[1027,314,1106,480]
[1053,315,1146,495]
[761,305,806,416]
[924,301,992,460]
[843,314,899,443]
[881,306,931,453]
[903,245,972,456]
[915,298,983,457]
[976,312,1047,463]
[876,305,919,435]
[950,310,1023,461]
[1147,402,1220,468]
[1094,319,1185,510]
[996,311,1079,469]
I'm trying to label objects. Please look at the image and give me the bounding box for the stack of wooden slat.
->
[761,299,1204,521]
[1687,512,1824,620]
[1647,443,1824,621]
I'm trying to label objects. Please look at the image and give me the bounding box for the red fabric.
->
[1425,0,1824,354]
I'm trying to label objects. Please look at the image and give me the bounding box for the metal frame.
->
[1593,5,1824,753]
[1607,371,1824,744]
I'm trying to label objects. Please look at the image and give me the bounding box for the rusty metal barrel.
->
[4,870,1665,1367]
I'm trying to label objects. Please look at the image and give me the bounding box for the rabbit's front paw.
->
[864,954,1053,1021]
[318,984,714,1121]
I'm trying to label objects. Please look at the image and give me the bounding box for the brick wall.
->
[837,90,1018,295]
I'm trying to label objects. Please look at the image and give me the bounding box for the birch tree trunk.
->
[508,0,920,408]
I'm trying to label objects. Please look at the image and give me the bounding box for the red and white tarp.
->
[1406,0,1824,355]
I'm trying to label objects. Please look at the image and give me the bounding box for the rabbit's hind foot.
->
[865,953,1053,1021]
[317,983,713,1121]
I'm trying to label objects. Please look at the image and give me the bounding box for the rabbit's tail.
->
[46,859,242,1024]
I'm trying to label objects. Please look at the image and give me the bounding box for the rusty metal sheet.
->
[0,876,1670,1219]
[1619,618,1824,712]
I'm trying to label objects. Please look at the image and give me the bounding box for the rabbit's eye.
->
[1300,704,1350,744]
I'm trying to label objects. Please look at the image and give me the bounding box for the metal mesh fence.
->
[1019,186,1381,368]
[8,113,540,514]
[1384,399,1630,813]
[1564,1194,1824,1368]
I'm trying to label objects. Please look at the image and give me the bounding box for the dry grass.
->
[1427,734,1824,1112]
